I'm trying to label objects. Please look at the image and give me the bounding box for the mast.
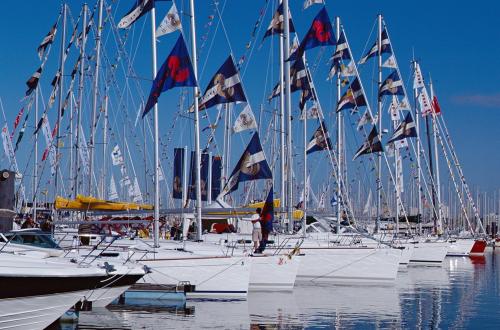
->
[279,20,286,231]
[283,0,293,233]
[335,16,341,233]
[150,2,160,247]
[412,60,423,234]
[54,3,67,198]
[88,0,103,196]
[429,78,442,232]
[424,94,438,234]
[189,0,203,240]
[375,14,382,233]
[75,3,87,197]
[302,70,307,236]
[221,104,229,193]
[33,87,39,223]
[100,94,108,198]
[394,106,400,235]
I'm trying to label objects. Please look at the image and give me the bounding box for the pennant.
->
[340,61,356,78]
[197,56,247,111]
[40,116,57,175]
[143,34,197,117]
[109,175,119,201]
[388,95,400,121]
[11,108,25,139]
[173,147,185,199]
[262,2,295,40]
[218,132,272,198]
[353,126,383,160]
[328,30,351,79]
[25,67,42,96]
[300,101,321,120]
[268,56,308,100]
[432,95,441,115]
[359,28,391,64]
[288,7,335,61]
[306,121,333,154]
[304,0,325,9]
[382,54,397,69]
[211,155,222,199]
[118,0,153,29]
[379,71,404,97]
[398,97,411,111]
[336,78,366,112]
[357,109,376,131]
[413,62,425,89]
[299,77,314,110]
[156,2,182,37]
[387,112,417,143]
[37,22,58,60]
[418,88,432,117]
[233,104,257,133]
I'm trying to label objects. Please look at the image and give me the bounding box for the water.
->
[56,250,500,329]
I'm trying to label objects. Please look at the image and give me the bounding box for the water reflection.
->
[66,251,500,329]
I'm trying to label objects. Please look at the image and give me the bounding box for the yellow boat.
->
[54,195,153,211]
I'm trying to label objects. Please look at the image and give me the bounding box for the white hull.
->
[0,290,88,330]
[399,245,414,266]
[407,241,449,266]
[88,285,131,308]
[447,239,475,257]
[249,254,300,291]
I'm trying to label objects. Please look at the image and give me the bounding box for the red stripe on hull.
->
[470,239,487,255]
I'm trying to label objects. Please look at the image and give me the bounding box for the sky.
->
[0,0,499,206]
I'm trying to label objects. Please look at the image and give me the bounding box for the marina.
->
[0,0,499,329]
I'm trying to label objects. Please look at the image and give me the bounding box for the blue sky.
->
[0,0,498,205]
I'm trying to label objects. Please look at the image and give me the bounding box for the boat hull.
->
[407,241,448,266]
[249,254,300,291]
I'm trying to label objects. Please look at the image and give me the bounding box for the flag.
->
[261,186,274,232]
[359,28,391,64]
[328,30,350,78]
[268,56,308,100]
[306,121,332,154]
[40,116,57,175]
[187,151,196,200]
[418,88,432,117]
[336,78,366,112]
[353,126,383,160]
[172,147,184,199]
[303,0,325,9]
[200,153,210,201]
[37,22,58,60]
[211,155,222,199]
[387,112,417,143]
[288,7,335,61]
[379,71,404,97]
[299,77,314,110]
[413,62,425,89]
[388,95,400,121]
[109,175,119,201]
[143,34,197,117]
[300,101,321,120]
[25,67,42,96]
[340,61,356,78]
[118,0,154,29]
[218,132,272,198]
[11,108,24,139]
[262,2,295,40]
[111,145,124,166]
[432,95,441,115]
[398,97,411,111]
[233,104,257,133]
[382,54,397,69]
[156,2,182,37]
[357,108,375,131]
[197,56,247,111]
[78,126,90,176]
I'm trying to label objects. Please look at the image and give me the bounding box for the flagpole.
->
[54,3,67,200]
[149,3,160,247]
[429,77,442,232]
[222,104,229,194]
[189,0,203,241]
[101,94,108,199]
[75,3,87,197]
[375,14,382,234]
[393,105,400,235]
[335,16,341,233]
[33,87,39,223]
[283,0,293,233]
[424,80,438,234]
[89,0,103,197]
[412,60,423,234]
[279,21,286,231]
[302,66,307,237]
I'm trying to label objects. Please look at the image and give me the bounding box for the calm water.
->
[59,249,500,329]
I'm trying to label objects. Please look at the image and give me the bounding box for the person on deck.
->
[251,208,262,253]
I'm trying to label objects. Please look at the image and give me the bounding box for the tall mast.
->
[279,16,286,231]
[412,60,423,234]
[88,0,103,196]
[335,16,341,233]
[100,94,108,198]
[33,87,39,223]
[150,3,160,247]
[54,3,67,199]
[75,3,88,197]
[375,14,382,233]
[394,103,400,235]
[189,0,203,240]
[302,60,307,236]
[429,78,442,231]
[283,0,293,233]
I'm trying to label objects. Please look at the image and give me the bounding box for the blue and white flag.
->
[197,56,247,111]
[336,78,366,112]
[306,121,332,154]
[379,71,404,97]
[387,112,417,143]
[218,132,272,198]
[156,2,182,37]
[328,30,351,78]
[118,0,167,29]
[304,0,325,9]
[359,28,391,64]
[353,126,383,160]
[268,56,308,100]
[263,2,295,40]
[172,147,185,200]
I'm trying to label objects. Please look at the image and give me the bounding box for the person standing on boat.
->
[251,208,262,253]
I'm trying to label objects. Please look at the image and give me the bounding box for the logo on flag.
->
[306,121,332,154]
[156,2,182,37]
[387,112,417,144]
[353,126,383,160]
[379,71,404,97]
[262,3,295,40]
[336,78,366,112]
